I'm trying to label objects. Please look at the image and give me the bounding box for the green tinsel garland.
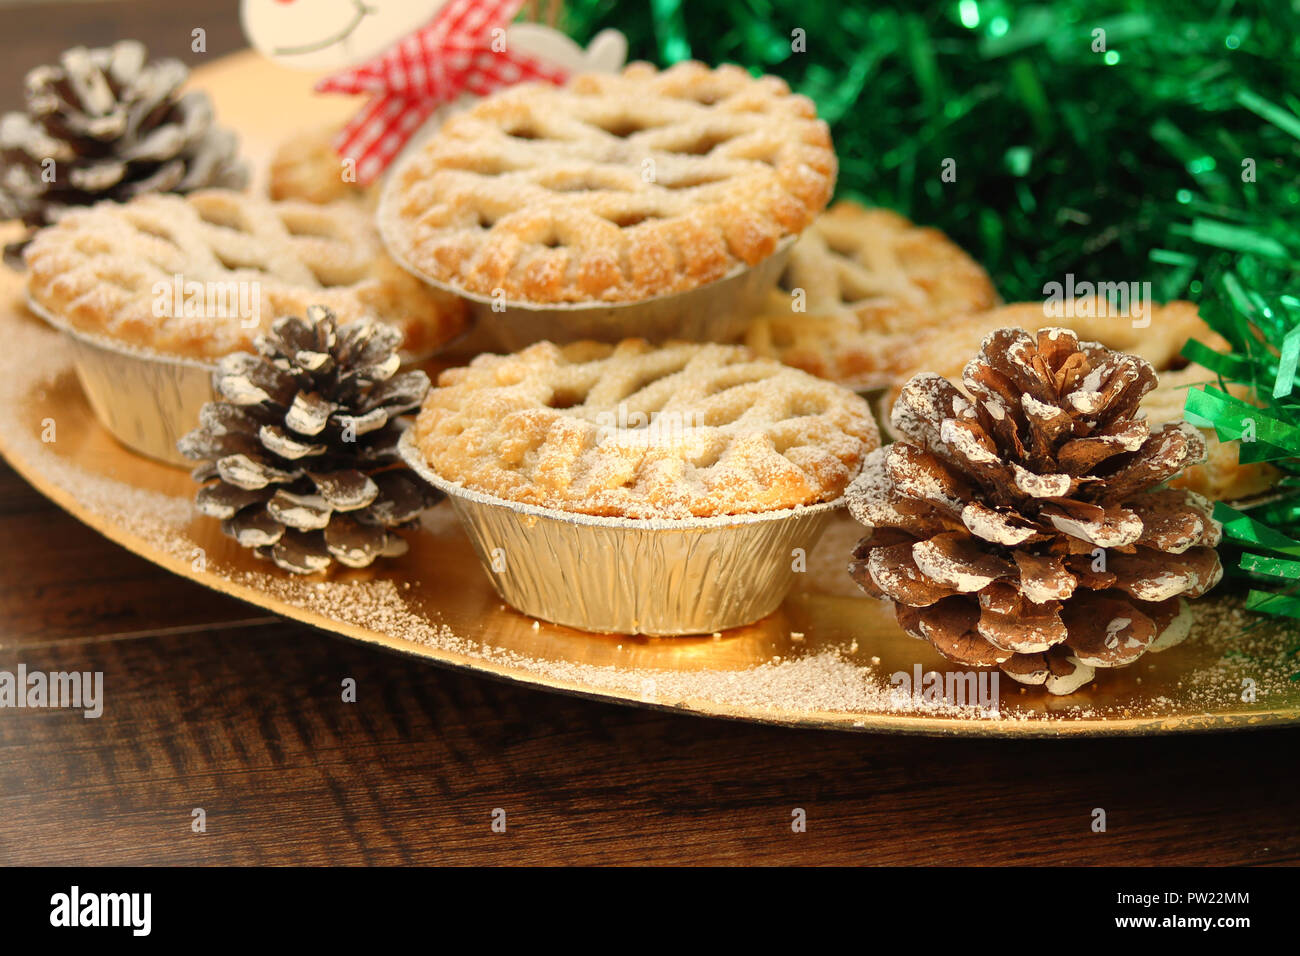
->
[563,0,1300,302]
[1174,133,1300,632]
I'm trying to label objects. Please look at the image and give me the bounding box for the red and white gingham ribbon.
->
[315,0,569,184]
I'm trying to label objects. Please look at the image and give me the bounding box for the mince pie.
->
[412,339,879,519]
[379,62,836,304]
[745,203,998,387]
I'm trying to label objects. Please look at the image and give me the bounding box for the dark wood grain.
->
[1,0,1298,867]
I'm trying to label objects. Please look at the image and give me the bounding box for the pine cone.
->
[1,40,248,263]
[847,327,1223,695]
[180,306,440,574]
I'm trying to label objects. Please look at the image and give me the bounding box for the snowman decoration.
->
[241,0,627,182]
[241,0,626,75]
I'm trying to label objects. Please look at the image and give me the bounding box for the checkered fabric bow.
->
[316,0,569,185]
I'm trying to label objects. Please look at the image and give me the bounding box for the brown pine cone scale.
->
[847,327,1222,695]
[1,40,247,263]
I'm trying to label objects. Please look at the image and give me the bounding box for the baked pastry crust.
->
[745,203,998,387]
[25,189,466,360]
[897,301,1213,386]
[1145,363,1279,501]
[379,61,836,305]
[888,301,1278,502]
[413,339,879,519]
[269,124,377,206]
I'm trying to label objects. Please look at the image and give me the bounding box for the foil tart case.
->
[27,297,216,467]
[399,430,841,635]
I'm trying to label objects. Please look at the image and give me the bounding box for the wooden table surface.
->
[1,0,1298,867]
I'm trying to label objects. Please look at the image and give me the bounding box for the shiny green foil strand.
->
[1245,589,1300,621]
[1214,504,1300,558]
[1214,504,1300,627]
[1274,326,1300,398]
[1240,553,1300,579]
[1183,387,1300,462]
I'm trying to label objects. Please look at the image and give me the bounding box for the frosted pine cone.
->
[847,327,1223,695]
[1,40,247,263]
[180,307,439,574]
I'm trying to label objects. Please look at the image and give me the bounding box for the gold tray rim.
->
[1,343,1297,737]
[1,50,1297,738]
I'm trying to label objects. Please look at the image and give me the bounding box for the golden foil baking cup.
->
[399,430,841,635]
[381,231,796,352]
[27,297,216,468]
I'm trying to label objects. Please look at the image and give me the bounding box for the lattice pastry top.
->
[25,190,467,360]
[379,61,836,305]
[744,203,999,387]
[412,339,879,519]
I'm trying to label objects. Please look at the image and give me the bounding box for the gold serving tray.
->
[1,51,1297,736]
